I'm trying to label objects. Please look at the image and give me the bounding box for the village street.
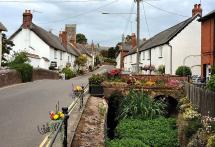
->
[0,65,113,147]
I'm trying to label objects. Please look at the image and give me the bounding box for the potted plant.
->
[89,74,105,96]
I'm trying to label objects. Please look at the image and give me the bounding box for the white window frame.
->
[60,51,63,60]
[68,55,70,62]
[130,55,132,63]
[54,50,57,59]
[142,51,145,60]
[159,46,163,58]
[147,50,151,60]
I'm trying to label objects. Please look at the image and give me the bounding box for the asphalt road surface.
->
[0,65,113,147]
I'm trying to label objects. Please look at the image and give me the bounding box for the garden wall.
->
[0,68,59,88]
[120,74,189,82]
[0,69,22,88]
[32,68,59,81]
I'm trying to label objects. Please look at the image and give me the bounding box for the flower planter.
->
[89,85,104,96]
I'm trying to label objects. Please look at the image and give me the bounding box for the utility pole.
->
[135,0,141,74]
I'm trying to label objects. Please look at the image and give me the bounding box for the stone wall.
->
[0,68,59,88]
[0,69,22,88]
[32,68,59,81]
[120,74,189,82]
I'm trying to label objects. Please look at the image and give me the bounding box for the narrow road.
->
[0,65,113,147]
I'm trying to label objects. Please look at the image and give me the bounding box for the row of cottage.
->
[0,10,100,70]
[116,4,215,79]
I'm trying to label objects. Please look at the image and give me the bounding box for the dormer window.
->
[159,47,163,58]
[54,50,57,59]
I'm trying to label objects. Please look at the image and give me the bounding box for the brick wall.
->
[120,74,189,82]
[0,68,59,88]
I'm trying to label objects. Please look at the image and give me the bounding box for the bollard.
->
[62,107,69,147]
[80,86,84,110]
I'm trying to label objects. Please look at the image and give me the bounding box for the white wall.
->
[169,17,201,76]
[11,28,76,70]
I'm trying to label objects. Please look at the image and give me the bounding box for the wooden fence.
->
[185,83,215,117]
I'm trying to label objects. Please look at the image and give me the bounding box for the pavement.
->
[0,65,114,147]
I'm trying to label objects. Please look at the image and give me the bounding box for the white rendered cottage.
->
[9,10,78,70]
[124,4,202,76]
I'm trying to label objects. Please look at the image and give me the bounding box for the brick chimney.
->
[131,33,136,48]
[192,4,202,17]
[65,24,76,46]
[59,31,67,48]
[23,10,33,29]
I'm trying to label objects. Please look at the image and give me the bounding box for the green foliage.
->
[118,90,166,120]
[185,118,203,139]
[207,75,215,92]
[94,55,100,66]
[108,47,117,59]
[175,66,192,76]
[1,33,14,64]
[207,135,215,147]
[76,33,87,44]
[158,65,165,74]
[8,52,29,65]
[106,138,149,147]
[103,58,116,65]
[89,74,105,86]
[100,50,108,58]
[62,67,75,80]
[113,117,179,147]
[10,63,33,82]
[74,54,87,70]
[8,52,33,82]
[211,66,215,75]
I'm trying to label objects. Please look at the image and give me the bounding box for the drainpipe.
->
[167,44,173,75]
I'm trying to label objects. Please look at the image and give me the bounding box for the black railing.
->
[48,83,89,147]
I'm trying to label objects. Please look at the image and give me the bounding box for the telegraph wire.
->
[142,2,150,38]
[38,0,119,24]
[144,1,189,18]
[0,0,106,3]
[123,1,135,35]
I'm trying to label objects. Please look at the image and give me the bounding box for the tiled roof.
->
[0,22,7,31]
[9,23,78,56]
[125,14,200,57]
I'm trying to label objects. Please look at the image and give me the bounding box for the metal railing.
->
[48,84,89,147]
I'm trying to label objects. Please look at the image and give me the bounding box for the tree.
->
[76,33,87,44]
[1,33,14,64]
[108,47,116,59]
[74,54,87,70]
[100,50,108,58]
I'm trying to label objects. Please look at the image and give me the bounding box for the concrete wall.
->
[0,68,59,88]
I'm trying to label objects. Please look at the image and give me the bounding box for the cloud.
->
[0,0,214,46]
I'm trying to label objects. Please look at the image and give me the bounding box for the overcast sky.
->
[0,0,214,47]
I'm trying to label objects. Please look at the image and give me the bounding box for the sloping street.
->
[0,65,113,147]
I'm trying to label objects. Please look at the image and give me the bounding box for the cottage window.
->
[54,50,57,59]
[142,51,145,60]
[159,47,163,58]
[68,56,70,62]
[147,50,151,60]
[60,52,63,60]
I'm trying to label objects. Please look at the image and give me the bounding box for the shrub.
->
[114,117,179,147]
[89,74,105,86]
[8,52,33,82]
[184,118,203,139]
[207,75,215,92]
[118,90,166,120]
[104,58,117,65]
[175,66,192,76]
[62,67,75,80]
[106,138,149,147]
[211,66,215,75]
[10,63,33,82]
[158,65,165,74]
[207,135,215,147]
